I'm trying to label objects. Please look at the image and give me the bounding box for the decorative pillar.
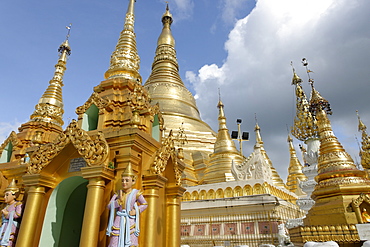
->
[16,186,45,247]
[141,174,167,247]
[165,186,186,247]
[16,173,56,247]
[80,166,114,247]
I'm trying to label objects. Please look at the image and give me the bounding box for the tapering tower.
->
[304,91,370,225]
[203,99,242,184]
[0,29,72,167]
[18,34,71,143]
[91,0,152,131]
[290,63,319,212]
[357,111,370,174]
[286,134,307,195]
[104,0,141,82]
[144,5,216,184]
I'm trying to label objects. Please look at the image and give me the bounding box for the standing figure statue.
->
[277,220,294,247]
[106,163,148,247]
[0,179,22,247]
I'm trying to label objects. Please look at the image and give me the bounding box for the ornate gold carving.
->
[151,130,183,186]
[129,84,151,112]
[151,130,175,175]
[31,104,64,125]
[75,92,111,114]
[27,120,109,174]
[291,82,318,141]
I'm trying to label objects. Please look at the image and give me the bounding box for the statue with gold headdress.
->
[106,163,148,247]
[0,179,22,247]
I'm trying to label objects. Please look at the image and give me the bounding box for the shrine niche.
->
[351,193,370,223]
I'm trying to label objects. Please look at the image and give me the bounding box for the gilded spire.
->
[145,4,182,86]
[157,3,175,47]
[203,99,241,184]
[104,0,141,82]
[30,26,72,127]
[143,4,216,154]
[213,98,238,154]
[314,108,368,187]
[357,111,370,170]
[286,134,307,194]
[291,66,318,141]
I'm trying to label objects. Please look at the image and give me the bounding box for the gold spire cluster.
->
[286,134,307,194]
[291,68,318,141]
[105,0,141,82]
[357,112,370,170]
[29,36,71,127]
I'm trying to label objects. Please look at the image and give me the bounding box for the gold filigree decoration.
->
[150,103,163,123]
[358,113,370,169]
[75,92,111,115]
[128,84,151,112]
[172,155,183,186]
[151,130,175,174]
[352,193,370,208]
[0,131,20,157]
[291,83,318,141]
[27,120,109,174]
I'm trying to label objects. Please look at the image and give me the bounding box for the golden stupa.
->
[289,61,370,246]
[143,5,217,186]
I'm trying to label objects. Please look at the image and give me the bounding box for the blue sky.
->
[1,0,370,181]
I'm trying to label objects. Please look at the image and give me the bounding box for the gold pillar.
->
[80,166,114,247]
[165,186,186,247]
[16,185,46,247]
[141,174,167,247]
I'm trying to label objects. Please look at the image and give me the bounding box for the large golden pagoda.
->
[0,1,185,247]
[143,5,216,186]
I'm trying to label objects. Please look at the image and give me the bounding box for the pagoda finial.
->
[104,0,141,82]
[301,58,332,117]
[30,26,72,126]
[290,61,318,142]
[158,2,174,46]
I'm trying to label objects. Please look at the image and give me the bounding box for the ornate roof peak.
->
[291,59,319,142]
[104,0,141,82]
[30,26,72,127]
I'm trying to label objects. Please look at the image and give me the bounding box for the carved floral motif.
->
[151,130,182,186]
[27,120,109,174]
[75,92,111,115]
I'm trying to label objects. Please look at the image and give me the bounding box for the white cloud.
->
[0,121,22,144]
[188,0,370,181]
[172,0,194,21]
[221,0,251,24]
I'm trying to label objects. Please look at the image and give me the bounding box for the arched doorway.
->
[39,176,88,247]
